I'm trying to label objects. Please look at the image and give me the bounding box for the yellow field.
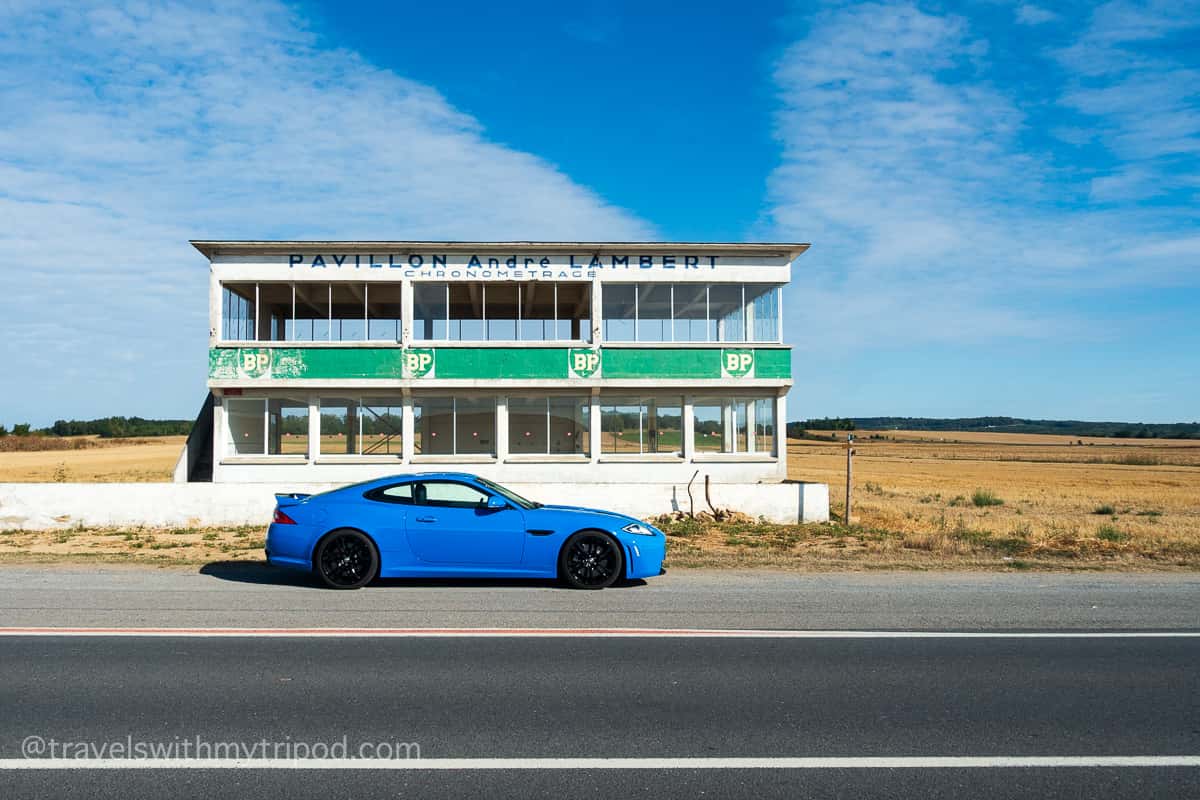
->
[2,429,1197,570]
[784,431,1200,565]
[0,436,187,482]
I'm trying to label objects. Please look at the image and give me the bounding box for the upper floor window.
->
[601,284,781,343]
[413,282,591,342]
[219,282,402,343]
[221,284,256,341]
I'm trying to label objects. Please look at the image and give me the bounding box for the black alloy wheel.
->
[315,529,378,589]
[560,531,623,589]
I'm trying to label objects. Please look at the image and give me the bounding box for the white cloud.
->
[1015,4,1058,25]
[0,0,652,424]
[765,1,1200,355]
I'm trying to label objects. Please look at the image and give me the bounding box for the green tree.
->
[13,423,31,436]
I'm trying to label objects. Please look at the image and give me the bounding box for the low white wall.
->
[0,481,829,530]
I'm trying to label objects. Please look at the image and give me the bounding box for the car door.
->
[404,480,526,565]
[361,481,416,560]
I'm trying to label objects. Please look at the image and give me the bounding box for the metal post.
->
[845,433,855,524]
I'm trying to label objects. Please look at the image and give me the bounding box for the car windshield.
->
[475,476,540,510]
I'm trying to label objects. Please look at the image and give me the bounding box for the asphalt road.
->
[1,567,1198,797]
[2,634,1198,798]
[1,563,1199,629]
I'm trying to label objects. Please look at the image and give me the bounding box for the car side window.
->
[367,483,415,505]
[419,481,489,509]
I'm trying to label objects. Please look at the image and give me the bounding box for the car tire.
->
[559,531,624,590]
[314,529,379,590]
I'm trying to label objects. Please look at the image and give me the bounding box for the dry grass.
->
[0,436,186,482]
[0,525,266,565]
[764,431,1200,570]
[0,429,1196,571]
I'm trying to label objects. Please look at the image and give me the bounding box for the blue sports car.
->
[265,472,666,590]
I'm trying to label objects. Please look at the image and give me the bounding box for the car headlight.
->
[622,522,657,536]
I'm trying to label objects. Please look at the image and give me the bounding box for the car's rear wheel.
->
[559,531,623,590]
[314,529,378,589]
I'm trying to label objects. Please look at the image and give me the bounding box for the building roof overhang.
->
[190,240,810,261]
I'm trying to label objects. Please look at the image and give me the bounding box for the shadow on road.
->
[198,561,647,591]
[199,561,320,587]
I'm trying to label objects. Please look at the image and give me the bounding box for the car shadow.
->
[199,560,647,591]
[199,561,321,587]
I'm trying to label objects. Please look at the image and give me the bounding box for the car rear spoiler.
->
[274,492,312,506]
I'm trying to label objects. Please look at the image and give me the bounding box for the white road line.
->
[2,756,1198,770]
[0,627,1196,638]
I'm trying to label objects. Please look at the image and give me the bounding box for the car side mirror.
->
[485,495,508,510]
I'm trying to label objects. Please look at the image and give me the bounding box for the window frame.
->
[691,396,777,456]
[598,395,684,456]
[600,283,783,344]
[413,281,591,343]
[414,480,491,509]
[507,395,590,457]
[412,395,498,457]
[222,396,308,458]
[318,397,404,458]
[218,281,402,344]
[364,482,416,505]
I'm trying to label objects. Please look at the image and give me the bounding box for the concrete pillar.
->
[589,389,601,463]
[591,279,603,344]
[211,395,225,481]
[208,269,222,344]
[346,401,358,455]
[775,392,787,457]
[746,397,757,453]
[775,391,787,477]
[307,395,320,464]
[722,401,734,453]
[400,279,413,346]
[402,392,415,462]
[682,396,695,460]
[495,396,509,461]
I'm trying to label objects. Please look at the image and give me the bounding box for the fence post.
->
[845,433,855,524]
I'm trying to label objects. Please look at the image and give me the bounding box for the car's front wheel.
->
[314,529,378,589]
[559,531,623,589]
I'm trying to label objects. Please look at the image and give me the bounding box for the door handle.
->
[415,516,437,523]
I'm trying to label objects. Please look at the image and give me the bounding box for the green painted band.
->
[209,346,792,381]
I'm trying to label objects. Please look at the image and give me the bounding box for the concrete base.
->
[0,481,829,530]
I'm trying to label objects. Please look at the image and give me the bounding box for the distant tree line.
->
[783,416,1199,440]
[45,417,192,438]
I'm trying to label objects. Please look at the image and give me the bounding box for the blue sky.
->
[0,0,1197,427]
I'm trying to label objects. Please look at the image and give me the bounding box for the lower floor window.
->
[599,397,683,455]
[319,398,403,456]
[508,396,589,455]
[693,397,774,454]
[224,397,308,455]
[221,393,778,460]
[414,396,496,456]
[754,398,775,455]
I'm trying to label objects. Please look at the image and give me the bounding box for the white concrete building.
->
[178,241,813,496]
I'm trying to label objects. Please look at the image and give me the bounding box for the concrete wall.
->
[0,481,829,530]
[212,458,788,486]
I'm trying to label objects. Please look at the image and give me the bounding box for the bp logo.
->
[568,348,601,378]
[237,349,271,379]
[404,348,435,379]
[721,349,755,378]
